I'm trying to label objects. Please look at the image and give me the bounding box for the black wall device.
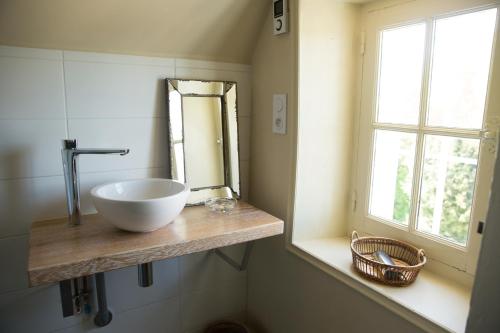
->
[273,0,288,35]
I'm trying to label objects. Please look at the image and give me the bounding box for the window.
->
[355,6,499,274]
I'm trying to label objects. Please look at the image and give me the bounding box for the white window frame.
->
[353,4,500,276]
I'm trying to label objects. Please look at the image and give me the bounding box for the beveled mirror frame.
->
[165,78,241,205]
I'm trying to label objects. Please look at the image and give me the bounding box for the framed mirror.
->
[166,79,240,205]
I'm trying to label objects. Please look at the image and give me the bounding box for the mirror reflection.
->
[166,79,240,205]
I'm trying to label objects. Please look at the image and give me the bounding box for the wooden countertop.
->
[28,202,284,286]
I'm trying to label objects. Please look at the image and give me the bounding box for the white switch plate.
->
[273,94,287,135]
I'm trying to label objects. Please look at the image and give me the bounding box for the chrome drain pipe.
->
[138,262,153,287]
[94,272,112,327]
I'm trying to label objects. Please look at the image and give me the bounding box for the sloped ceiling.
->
[0,0,269,64]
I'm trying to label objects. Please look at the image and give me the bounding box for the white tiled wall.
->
[0,45,252,333]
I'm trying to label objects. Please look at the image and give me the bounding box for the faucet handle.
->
[63,139,77,149]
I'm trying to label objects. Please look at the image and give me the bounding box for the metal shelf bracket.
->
[213,241,254,271]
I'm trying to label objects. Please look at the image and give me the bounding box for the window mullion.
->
[409,19,435,235]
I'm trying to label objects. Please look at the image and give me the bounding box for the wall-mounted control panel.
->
[273,0,288,35]
[273,94,287,135]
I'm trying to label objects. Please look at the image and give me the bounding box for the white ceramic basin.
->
[91,178,190,232]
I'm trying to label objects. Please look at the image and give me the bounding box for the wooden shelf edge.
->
[28,203,284,286]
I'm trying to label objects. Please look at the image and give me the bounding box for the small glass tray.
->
[205,197,237,213]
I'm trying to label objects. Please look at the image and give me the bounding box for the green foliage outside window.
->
[391,137,478,245]
[393,161,410,223]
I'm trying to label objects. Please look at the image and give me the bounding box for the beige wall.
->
[248,7,296,222]
[0,0,268,64]
[293,0,360,241]
[247,1,422,332]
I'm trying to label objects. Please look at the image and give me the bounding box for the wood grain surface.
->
[28,202,283,286]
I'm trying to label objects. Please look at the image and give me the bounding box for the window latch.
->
[477,221,485,234]
[480,117,500,154]
[352,191,357,212]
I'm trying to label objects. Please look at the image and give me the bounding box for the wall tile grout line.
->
[0,285,32,298]
[0,166,168,182]
[59,57,250,74]
[0,48,252,73]
[0,55,63,62]
[64,59,176,69]
[54,61,250,73]
[61,51,70,139]
[0,283,54,298]
[175,66,251,74]
[0,232,29,242]
[0,117,67,120]
[64,116,169,120]
[47,294,183,333]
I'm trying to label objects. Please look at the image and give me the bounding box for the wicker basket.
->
[350,231,426,286]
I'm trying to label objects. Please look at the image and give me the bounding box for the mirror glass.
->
[166,79,240,205]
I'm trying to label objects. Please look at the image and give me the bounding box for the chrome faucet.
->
[61,139,130,226]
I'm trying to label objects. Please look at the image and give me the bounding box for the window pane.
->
[417,135,479,245]
[427,9,497,129]
[377,23,426,125]
[369,130,417,225]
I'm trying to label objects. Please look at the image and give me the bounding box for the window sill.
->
[289,237,471,333]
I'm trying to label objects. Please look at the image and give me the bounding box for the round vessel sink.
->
[91,178,190,232]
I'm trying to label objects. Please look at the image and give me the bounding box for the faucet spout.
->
[72,148,130,156]
[61,139,130,226]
